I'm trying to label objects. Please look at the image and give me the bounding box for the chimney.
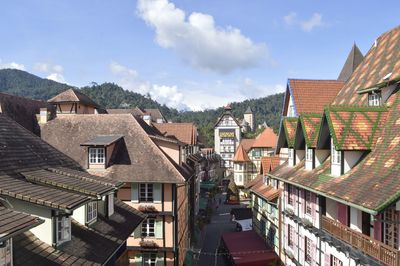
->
[143,115,152,126]
[38,108,49,124]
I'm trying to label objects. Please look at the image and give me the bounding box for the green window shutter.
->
[156,253,164,266]
[155,219,163,239]
[134,254,142,266]
[132,222,142,238]
[154,183,161,203]
[131,183,139,203]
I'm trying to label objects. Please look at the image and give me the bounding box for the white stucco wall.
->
[344,151,364,174]
[315,149,329,167]
[72,205,86,225]
[349,207,362,232]
[295,150,305,164]
[326,198,337,220]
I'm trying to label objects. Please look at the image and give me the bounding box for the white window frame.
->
[142,218,155,237]
[108,194,114,216]
[142,253,157,265]
[86,201,98,224]
[306,147,313,161]
[89,147,105,164]
[288,148,294,159]
[368,92,381,106]
[0,238,13,266]
[139,183,154,202]
[331,140,341,165]
[56,216,71,244]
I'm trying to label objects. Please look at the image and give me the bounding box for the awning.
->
[222,230,278,266]
[200,181,216,190]
[81,135,123,146]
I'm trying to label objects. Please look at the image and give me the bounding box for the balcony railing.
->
[321,215,399,266]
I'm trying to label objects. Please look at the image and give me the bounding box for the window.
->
[368,92,381,106]
[108,194,114,216]
[305,237,312,263]
[0,239,12,266]
[331,143,341,165]
[305,191,312,215]
[384,206,399,249]
[331,255,343,266]
[86,201,98,223]
[142,218,155,237]
[89,147,105,164]
[239,164,243,171]
[140,184,154,202]
[288,148,293,159]
[306,147,313,161]
[288,225,294,248]
[56,216,71,244]
[288,184,293,206]
[142,253,157,266]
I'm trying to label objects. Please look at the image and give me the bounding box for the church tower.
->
[243,106,254,132]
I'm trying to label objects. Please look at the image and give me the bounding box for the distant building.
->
[242,106,255,132]
[214,104,241,172]
[107,107,167,123]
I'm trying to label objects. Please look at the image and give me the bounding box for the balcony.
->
[321,215,399,266]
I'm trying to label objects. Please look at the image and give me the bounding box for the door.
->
[361,211,371,236]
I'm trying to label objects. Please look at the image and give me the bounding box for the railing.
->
[321,215,399,266]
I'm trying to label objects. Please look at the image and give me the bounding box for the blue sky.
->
[0,0,398,110]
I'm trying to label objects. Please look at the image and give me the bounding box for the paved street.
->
[197,192,238,266]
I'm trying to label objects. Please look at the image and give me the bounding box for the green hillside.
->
[0,69,284,146]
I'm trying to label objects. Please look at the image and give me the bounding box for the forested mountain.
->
[0,69,284,146]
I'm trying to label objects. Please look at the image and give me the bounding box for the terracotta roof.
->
[107,107,166,122]
[41,114,187,183]
[287,79,344,114]
[241,139,255,152]
[299,113,322,148]
[248,175,281,201]
[48,88,99,107]
[252,127,278,148]
[283,117,298,148]
[0,205,44,242]
[261,156,280,174]
[334,26,400,105]
[145,108,166,122]
[325,106,388,150]
[245,174,262,189]
[337,44,364,82]
[233,144,251,162]
[154,123,198,145]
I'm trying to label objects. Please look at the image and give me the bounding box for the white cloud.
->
[283,12,324,32]
[136,0,267,74]
[300,13,323,32]
[34,62,66,83]
[0,59,25,70]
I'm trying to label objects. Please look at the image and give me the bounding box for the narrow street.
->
[197,191,243,266]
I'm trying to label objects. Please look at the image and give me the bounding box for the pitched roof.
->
[252,127,278,148]
[299,113,323,148]
[0,205,44,242]
[283,117,298,148]
[261,156,280,174]
[325,106,388,150]
[107,107,166,122]
[214,108,241,127]
[337,44,364,82]
[154,123,198,145]
[145,108,166,122]
[286,79,344,115]
[334,26,400,105]
[233,145,251,162]
[48,88,99,107]
[244,106,253,114]
[247,175,281,201]
[41,114,187,183]
[80,135,124,146]
[240,139,255,152]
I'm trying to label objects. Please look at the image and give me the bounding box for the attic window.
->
[56,216,71,244]
[89,147,105,164]
[368,91,381,106]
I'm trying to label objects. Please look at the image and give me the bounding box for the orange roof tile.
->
[240,139,255,152]
[283,117,298,147]
[261,156,281,174]
[252,127,278,148]
[233,144,251,162]
[299,113,323,148]
[154,123,197,145]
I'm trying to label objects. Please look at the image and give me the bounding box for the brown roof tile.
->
[154,123,198,145]
[48,89,99,107]
[261,156,280,174]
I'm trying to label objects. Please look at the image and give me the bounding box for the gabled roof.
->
[252,127,278,148]
[283,117,298,148]
[233,145,251,162]
[41,114,187,183]
[145,108,167,122]
[299,113,323,148]
[214,108,241,127]
[241,139,255,152]
[325,106,388,150]
[154,123,198,145]
[334,26,400,105]
[0,205,44,242]
[48,88,99,107]
[244,106,253,114]
[285,79,344,115]
[338,43,364,82]
[247,175,281,201]
[261,156,280,174]
[107,107,167,122]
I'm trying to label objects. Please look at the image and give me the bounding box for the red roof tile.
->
[252,127,278,148]
[154,123,197,145]
[233,144,251,162]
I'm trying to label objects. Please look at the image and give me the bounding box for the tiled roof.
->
[283,117,298,148]
[334,26,400,105]
[107,107,166,122]
[325,106,388,150]
[48,88,99,107]
[288,79,344,114]
[337,44,364,82]
[241,139,255,152]
[299,113,322,148]
[80,135,123,146]
[261,156,280,174]
[0,205,44,242]
[154,123,198,145]
[248,175,281,201]
[41,114,187,183]
[145,108,166,122]
[252,127,278,148]
[233,145,251,162]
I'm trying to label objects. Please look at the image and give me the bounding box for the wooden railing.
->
[321,215,399,266]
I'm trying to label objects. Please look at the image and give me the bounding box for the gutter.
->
[267,173,378,215]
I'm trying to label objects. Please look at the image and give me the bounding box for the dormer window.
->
[86,201,98,224]
[306,147,313,161]
[89,147,105,164]
[331,144,341,165]
[368,91,381,106]
[0,239,12,266]
[56,216,71,244]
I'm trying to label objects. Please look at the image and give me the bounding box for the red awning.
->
[222,230,278,266]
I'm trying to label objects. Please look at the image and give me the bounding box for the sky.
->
[0,1,399,111]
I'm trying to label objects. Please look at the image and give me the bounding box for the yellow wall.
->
[155,139,181,165]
